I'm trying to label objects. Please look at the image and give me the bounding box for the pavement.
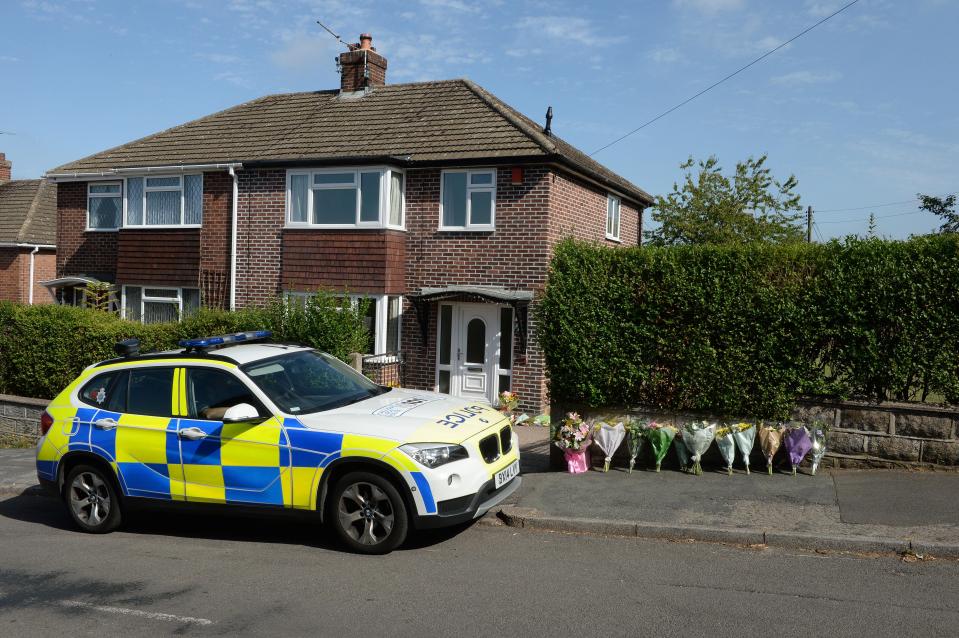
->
[5,428,959,557]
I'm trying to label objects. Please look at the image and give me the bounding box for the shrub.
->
[538,235,959,418]
[0,293,369,400]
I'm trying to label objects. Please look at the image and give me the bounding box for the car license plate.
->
[494,460,520,489]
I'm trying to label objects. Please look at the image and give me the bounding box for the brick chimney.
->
[339,33,387,93]
[0,153,10,183]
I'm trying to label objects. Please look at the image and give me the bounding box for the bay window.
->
[87,182,122,230]
[123,285,200,323]
[125,174,203,227]
[440,169,496,231]
[286,168,405,228]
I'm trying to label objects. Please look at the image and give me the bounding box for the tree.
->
[644,155,805,245]
[918,193,958,233]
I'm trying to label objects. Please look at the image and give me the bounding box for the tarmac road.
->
[1,491,958,637]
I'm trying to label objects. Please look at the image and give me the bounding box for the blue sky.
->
[1,0,957,238]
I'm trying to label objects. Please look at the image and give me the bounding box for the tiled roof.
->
[0,179,57,245]
[50,79,653,205]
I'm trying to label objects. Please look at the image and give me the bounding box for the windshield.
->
[241,350,387,415]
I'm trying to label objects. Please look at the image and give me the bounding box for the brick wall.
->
[283,229,406,294]
[199,171,232,308]
[116,229,200,287]
[56,181,117,280]
[30,250,56,304]
[0,393,48,443]
[234,169,285,306]
[339,49,387,92]
[0,247,22,301]
[547,170,642,247]
[0,247,56,304]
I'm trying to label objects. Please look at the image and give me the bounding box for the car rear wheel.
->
[329,471,409,554]
[65,464,121,533]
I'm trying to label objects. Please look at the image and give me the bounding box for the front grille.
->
[479,434,500,464]
[499,425,513,455]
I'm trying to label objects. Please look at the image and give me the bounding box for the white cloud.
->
[673,0,745,13]
[197,52,242,64]
[270,30,338,71]
[647,47,682,64]
[515,16,621,47]
[771,70,842,86]
[0,56,20,63]
[213,70,252,88]
[418,0,479,12]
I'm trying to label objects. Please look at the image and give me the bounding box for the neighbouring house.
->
[0,153,57,305]
[46,34,653,413]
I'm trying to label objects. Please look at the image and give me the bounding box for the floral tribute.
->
[553,412,592,474]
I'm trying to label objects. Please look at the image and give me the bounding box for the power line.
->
[813,221,826,242]
[816,191,958,213]
[588,0,860,156]
[816,208,930,225]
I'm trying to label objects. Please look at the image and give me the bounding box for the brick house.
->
[46,35,653,413]
[0,153,57,304]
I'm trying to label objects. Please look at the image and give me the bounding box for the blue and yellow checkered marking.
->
[410,472,436,514]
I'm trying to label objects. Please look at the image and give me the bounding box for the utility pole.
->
[806,206,813,243]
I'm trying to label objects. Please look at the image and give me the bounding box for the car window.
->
[79,371,126,411]
[127,368,175,418]
[242,350,387,415]
[186,367,265,421]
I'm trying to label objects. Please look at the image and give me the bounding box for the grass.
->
[0,432,36,449]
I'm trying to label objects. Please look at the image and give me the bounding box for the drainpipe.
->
[28,245,39,305]
[229,166,239,311]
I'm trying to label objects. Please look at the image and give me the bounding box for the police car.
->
[35,331,521,553]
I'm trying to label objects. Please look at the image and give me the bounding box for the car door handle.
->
[178,427,208,441]
[93,418,117,431]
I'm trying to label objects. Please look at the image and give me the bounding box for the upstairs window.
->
[440,169,496,231]
[287,168,404,229]
[606,194,621,241]
[125,174,203,227]
[87,182,122,230]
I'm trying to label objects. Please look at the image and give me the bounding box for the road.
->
[1,491,957,637]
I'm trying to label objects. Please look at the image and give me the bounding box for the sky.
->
[1,0,957,239]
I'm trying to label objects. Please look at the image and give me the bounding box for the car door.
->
[107,366,185,501]
[176,365,290,506]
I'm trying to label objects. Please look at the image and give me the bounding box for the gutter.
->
[229,166,239,311]
[28,245,39,305]
[45,162,244,181]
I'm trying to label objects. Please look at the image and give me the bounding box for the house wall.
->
[56,181,117,281]
[116,229,201,287]
[0,247,23,302]
[283,229,406,294]
[199,171,233,309]
[1,247,56,304]
[547,170,642,247]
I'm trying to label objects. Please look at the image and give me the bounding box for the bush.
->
[0,294,370,400]
[538,235,959,418]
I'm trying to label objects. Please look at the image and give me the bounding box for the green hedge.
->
[538,235,959,418]
[0,294,369,400]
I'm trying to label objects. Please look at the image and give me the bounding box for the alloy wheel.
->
[337,481,395,546]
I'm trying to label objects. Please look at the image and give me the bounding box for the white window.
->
[124,174,203,227]
[87,182,122,230]
[122,285,200,324]
[606,194,621,241]
[284,292,403,354]
[286,168,405,229]
[440,169,496,231]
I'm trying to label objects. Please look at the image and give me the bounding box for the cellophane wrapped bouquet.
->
[758,422,783,475]
[593,420,627,472]
[644,422,678,472]
[554,412,591,451]
[498,390,528,426]
[783,422,813,476]
[714,425,737,475]
[809,420,830,475]
[682,421,717,476]
[623,417,648,474]
[731,422,757,474]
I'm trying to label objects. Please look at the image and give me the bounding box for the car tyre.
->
[64,464,122,533]
[329,471,409,554]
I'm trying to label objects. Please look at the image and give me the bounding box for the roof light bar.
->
[179,330,272,352]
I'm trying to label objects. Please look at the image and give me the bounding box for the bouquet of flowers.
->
[758,422,783,475]
[731,422,757,474]
[554,412,590,451]
[809,420,830,475]
[498,391,529,426]
[682,421,717,476]
[532,414,552,428]
[715,426,737,475]
[783,423,813,476]
[673,430,692,472]
[593,420,626,472]
[644,422,678,472]
[623,417,648,474]
[554,412,592,474]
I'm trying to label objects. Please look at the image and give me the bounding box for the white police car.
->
[36,331,521,553]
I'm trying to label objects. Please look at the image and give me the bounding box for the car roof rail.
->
[179,330,272,354]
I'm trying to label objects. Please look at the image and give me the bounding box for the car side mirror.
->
[222,403,265,424]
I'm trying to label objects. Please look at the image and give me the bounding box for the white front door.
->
[435,303,502,404]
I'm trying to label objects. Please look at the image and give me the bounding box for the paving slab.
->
[0,448,39,494]
[834,470,959,526]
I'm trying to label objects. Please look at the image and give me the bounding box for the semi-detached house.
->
[46,34,653,414]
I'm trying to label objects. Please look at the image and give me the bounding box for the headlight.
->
[400,443,469,468]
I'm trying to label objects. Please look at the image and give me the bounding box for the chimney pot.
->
[359,33,373,50]
[338,33,387,93]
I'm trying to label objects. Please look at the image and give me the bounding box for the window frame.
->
[283,292,403,355]
[86,181,123,232]
[123,173,203,229]
[606,194,622,242]
[284,166,406,230]
[121,284,199,324]
[439,168,497,232]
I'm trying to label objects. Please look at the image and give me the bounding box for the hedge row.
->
[538,235,959,419]
[0,294,369,400]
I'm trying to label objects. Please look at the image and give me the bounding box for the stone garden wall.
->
[0,394,47,443]
[550,398,959,471]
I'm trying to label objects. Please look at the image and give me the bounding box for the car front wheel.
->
[64,464,122,533]
[329,471,409,554]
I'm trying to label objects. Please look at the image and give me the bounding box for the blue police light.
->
[178,330,272,352]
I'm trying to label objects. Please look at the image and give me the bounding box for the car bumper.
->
[413,474,522,529]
